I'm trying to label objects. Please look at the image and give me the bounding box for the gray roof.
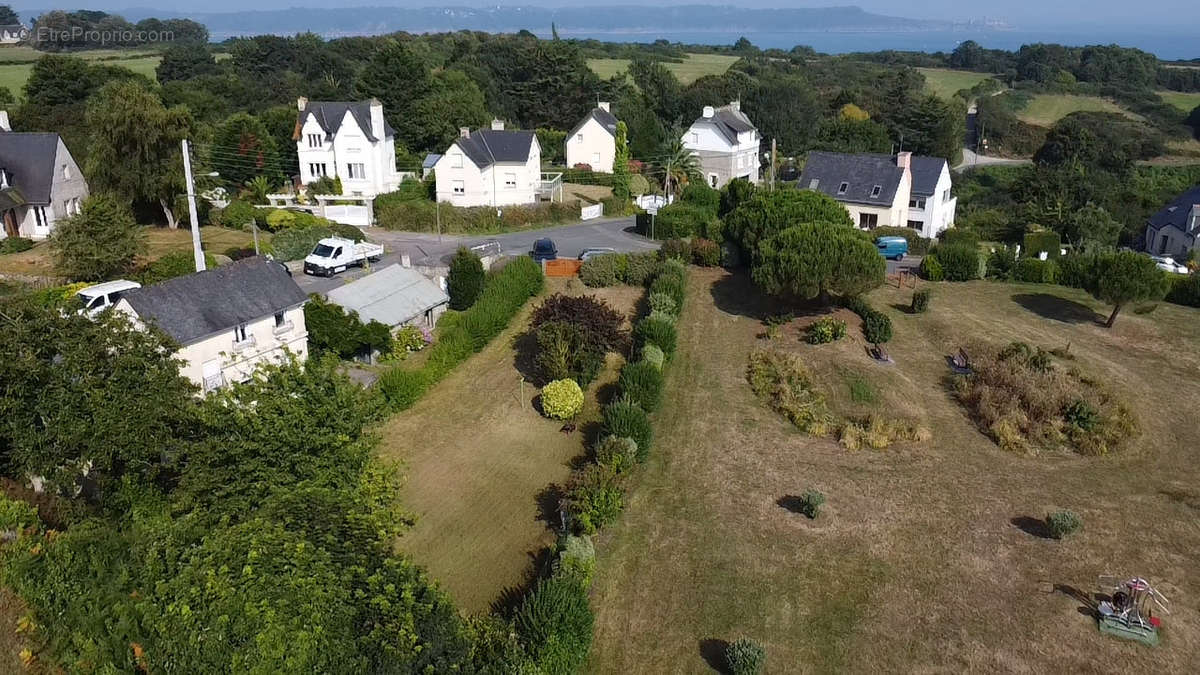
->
[299,100,393,143]
[122,257,308,346]
[799,151,905,207]
[695,104,757,144]
[1148,185,1200,235]
[0,132,62,204]
[422,153,443,169]
[455,129,536,168]
[909,155,948,197]
[325,264,448,327]
[569,106,619,138]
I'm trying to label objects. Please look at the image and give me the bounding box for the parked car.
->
[578,247,616,261]
[76,280,141,316]
[875,236,909,261]
[1149,255,1189,274]
[530,238,558,262]
[303,237,384,276]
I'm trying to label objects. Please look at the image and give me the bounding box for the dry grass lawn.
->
[588,53,740,86]
[588,270,1200,673]
[379,278,644,612]
[1017,94,1142,127]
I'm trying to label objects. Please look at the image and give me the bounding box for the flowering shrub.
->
[542,379,584,420]
[395,325,431,353]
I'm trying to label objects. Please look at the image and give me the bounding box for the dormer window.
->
[808,179,819,189]
[870,185,882,198]
[307,134,323,149]
[837,182,849,195]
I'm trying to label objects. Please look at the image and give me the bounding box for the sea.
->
[550,28,1199,62]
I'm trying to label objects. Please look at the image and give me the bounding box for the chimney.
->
[729,100,741,111]
[460,127,470,139]
[897,151,912,170]
[491,119,505,131]
[296,96,308,112]
[702,105,715,118]
[0,111,9,132]
[598,101,610,113]
[369,98,385,138]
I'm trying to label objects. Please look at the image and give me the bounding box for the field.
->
[917,67,999,100]
[1157,90,1200,112]
[0,51,161,98]
[379,278,644,612]
[0,226,262,278]
[587,53,741,85]
[587,270,1200,672]
[1017,94,1141,127]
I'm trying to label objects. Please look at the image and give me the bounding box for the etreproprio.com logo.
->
[27,27,177,45]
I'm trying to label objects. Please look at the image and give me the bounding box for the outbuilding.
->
[325,264,449,331]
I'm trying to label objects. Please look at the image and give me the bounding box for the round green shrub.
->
[725,638,766,675]
[929,243,980,281]
[634,314,677,358]
[659,238,691,262]
[1046,509,1082,539]
[648,291,677,316]
[618,360,664,412]
[910,288,931,313]
[641,344,665,371]
[919,254,944,281]
[542,379,584,420]
[603,397,652,462]
[448,248,485,310]
[691,237,721,266]
[580,253,624,287]
[798,488,825,519]
[623,252,659,286]
[594,435,638,474]
[211,199,259,229]
[805,317,847,344]
[564,463,624,534]
[862,311,892,345]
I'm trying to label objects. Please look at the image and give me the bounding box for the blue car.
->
[530,238,558,262]
[875,236,908,261]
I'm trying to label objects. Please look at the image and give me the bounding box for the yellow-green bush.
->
[541,379,584,420]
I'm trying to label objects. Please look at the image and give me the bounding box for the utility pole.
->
[182,139,205,272]
[436,199,442,243]
[251,220,260,255]
[769,138,777,191]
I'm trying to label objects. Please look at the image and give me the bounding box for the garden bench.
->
[949,347,972,375]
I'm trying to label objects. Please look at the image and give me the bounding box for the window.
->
[870,185,882,198]
[837,182,849,195]
[709,174,718,188]
[33,206,47,229]
[234,324,249,343]
[308,163,327,178]
[274,311,286,328]
[452,180,465,195]
[808,179,819,189]
[859,213,879,229]
[452,154,463,169]
[503,172,516,189]
[306,133,323,148]
[62,164,70,180]
[907,220,924,230]
[691,133,699,144]
[942,189,952,204]
[576,133,583,143]
[909,197,926,209]
[347,163,366,179]
[0,170,8,188]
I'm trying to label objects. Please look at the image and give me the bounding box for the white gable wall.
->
[904,165,956,238]
[683,119,760,188]
[565,117,616,173]
[433,136,541,208]
[296,109,400,197]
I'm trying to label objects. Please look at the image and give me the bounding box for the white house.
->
[0,23,25,45]
[0,113,89,240]
[565,102,618,173]
[798,151,956,238]
[115,257,309,394]
[682,101,760,189]
[294,98,402,197]
[1144,185,1200,258]
[433,121,542,208]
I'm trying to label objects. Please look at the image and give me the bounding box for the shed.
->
[325,264,449,329]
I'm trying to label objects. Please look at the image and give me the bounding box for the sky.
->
[11,1,1195,29]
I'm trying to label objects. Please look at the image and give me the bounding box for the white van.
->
[76,280,141,316]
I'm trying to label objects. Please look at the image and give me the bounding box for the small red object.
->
[1149,616,1162,628]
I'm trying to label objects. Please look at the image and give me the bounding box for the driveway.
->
[955,147,1032,170]
[295,216,657,294]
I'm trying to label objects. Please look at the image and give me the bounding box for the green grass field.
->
[917,67,999,100]
[1016,94,1141,127]
[587,53,740,85]
[0,54,160,97]
[587,269,1200,673]
[1157,90,1200,112]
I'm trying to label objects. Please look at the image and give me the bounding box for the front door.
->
[2,209,16,238]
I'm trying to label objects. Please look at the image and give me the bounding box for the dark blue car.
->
[530,238,558,262]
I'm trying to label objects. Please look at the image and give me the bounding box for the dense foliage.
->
[541,379,585,420]
[48,194,145,281]
[448,248,486,310]
[304,295,394,360]
[752,222,885,302]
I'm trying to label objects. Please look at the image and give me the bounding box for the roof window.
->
[837,182,848,195]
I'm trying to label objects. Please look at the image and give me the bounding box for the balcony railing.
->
[202,373,226,394]
[537,172,563,202]
[273,320,294,337]
[231,334,257,353]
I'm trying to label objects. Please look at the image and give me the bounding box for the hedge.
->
[270,223,366,262]
[927,243,981,281]
[1023,230,1062,260]
[378,257,543,410]
[578,251,658,287]
[1166,273,1200,307]
[1013,258,1060,284]
[375,197,580,233]
[639,203,719,241]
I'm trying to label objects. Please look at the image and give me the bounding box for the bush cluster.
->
[1013,258,1060,284]
[1165,272,1200,307]
[634,313,677,359]
[305,295,394,360]
[659,238,691,261]
[0,237,34,255]
[805,317,847,344]
[691,238,721,266]
[919,254,945,281]
[843,296,893,345]
[641,203,720,240]
[207,199,260,229]
[725,638,767,675]
[579,251,658,287]
[0,494,40,535]
[513,571,594,673]
[376,196,579,233]
[1046,509,1082,539]
[541,379,584,420]
[925,242,981,281]
[531,294,627,355]
[563,463,624,534]
[379,257,543,410]
[911,288,931,313]
[133,250,219,285]
[617,360,664,412]
[534,320,604,387]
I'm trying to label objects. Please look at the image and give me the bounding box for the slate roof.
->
[1148,185,1200,234]
[422,153,443,170]
[298,100,393,143]
[799,151,905,207]
[0,132,61,204]
[909,155,948,197]
[122,257,308,346]
[455,129,537,168]
[694,104,757,145]
[326,264,448,327]
[569,106,619,138]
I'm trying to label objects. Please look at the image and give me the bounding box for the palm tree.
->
[656,137,701,199]
[243,175,274,205]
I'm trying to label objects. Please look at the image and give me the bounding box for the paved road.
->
[955,147,1032,170]
[295,216,657,294]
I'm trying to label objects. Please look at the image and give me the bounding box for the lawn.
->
[587,269,1200,672]
[1017,94,1141,127]
[0,226,262,278]
[917,67,999,100]
[587,53,740,85]
[1157,90,1200,112]
[0,54,161,98]
[378,278,645,613]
